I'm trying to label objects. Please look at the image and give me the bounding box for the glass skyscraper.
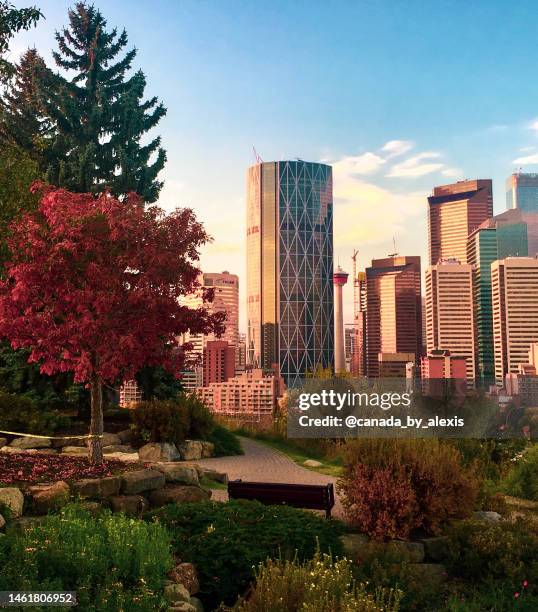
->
[506,172,538,213]
[247,160,334,386]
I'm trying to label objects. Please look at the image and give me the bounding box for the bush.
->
[148,499,345,608]
[339,439,480,540]
[0,504,172,611]
[502,444,538,501]
[207,424,243,456]
[0,389,69,435]
[184,393,214,440]
[233,550,402,612]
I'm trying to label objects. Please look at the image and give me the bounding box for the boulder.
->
[189,597,204,612]
[71,476,121,499]
[178,440,203,461]
[117,429,133,444]
[339,533,370,558]
[154,464,199,485]
[0,437,7,448]
[110,495,149,516]
[0,487,24,518]
[103,452,139,462]
[52,437,87,449]
[169,562,200,595]
[9,436,51,450]
[200,441,215,458]
[149,485,211,508]
[102,444,135,454]
[303,459,323,468]
[164,583,191,604]
[0,513,5,529]
[419,536,451,562]
[385,541,425,564]
[1,447,57,455]
[28,481,70,515]
[472,511,502,524]
[139,442,180,462]
[97,433,122,447]
[121,469,165,495]
[168,604,197,612]
[197,467,227,484]
[61,446,88,456]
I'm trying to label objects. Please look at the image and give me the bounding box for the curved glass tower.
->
[247,160,334,386]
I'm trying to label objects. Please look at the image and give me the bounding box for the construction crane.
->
[388,236,398,258]
[252,146,263,164]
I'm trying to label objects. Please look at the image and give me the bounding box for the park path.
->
[197,437,345,519]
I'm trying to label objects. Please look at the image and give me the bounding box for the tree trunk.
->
[89,374,104,464]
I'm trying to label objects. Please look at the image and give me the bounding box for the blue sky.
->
[10,0,538,329]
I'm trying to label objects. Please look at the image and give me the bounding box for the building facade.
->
[491,257,538,382]
[425,260,477,381]
[365,256,422,377]
[247,160,334,386]
[203,340,235,386]
[119,380,143,408]
[428,179,493,265]
[506,172,538,213]
[421,349,467,399]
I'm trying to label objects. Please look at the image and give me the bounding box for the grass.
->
[199,475,227,490]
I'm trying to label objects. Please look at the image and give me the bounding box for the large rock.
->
[52,437,87,449]
[473,511,502,524]
[61,446,88,456]
[339,533,370,558]
[0,513,5,529]
[154,464,199,485]
[121,469,165,495]
[71,476,121,499]
[103,452,139,462]
[1,447,57,455]
[102,444,135,454]
[178,440,203,461]
[385,541,425,563]
[110,495,149,516]
[420,536,451,563]
[197,467,227,484]
[0,487,24,518]
[28,481,70,515]
[200,441,215,458]
[149,485,211,508]
[169,563,199,595]
[169,604,197,612]
[303,459,323,468]
[139,443,180,462]
[0,437,7,448]
[9,436,51,450]
[99,433,122,447]
[117,429,132,444]
[189,597,204,612]
[164,583,191,604]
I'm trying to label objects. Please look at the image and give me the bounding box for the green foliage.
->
[135,365,183,401]
[339,439,480,539]
[233,550,402,612]
[131,399,190,447]
[0,504,172,610]
[148,499,345,608]
[207,424,243,457]
[501,444,538,501]
[184,393,214,440]
[0,1,42,79]
[0,389,70,434]
[448,439,528,481]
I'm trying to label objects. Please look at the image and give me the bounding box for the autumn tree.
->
[0,1,42,80]
[0,185,225,463]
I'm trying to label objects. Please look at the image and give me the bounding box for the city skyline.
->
[11,0,538,330]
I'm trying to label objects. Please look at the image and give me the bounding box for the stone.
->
[164,582,191,604]
[339,533,370,558]
[303,459,323,468]
[102,444,134,454]
[103,452,139,462]
[117,429,133,444]
[61,446,88,455]
[407,563,447,587]
[473,511,502,524]
[154,464,199,485]
[0,437,7,448]
[9,436,51,450]
[1,447,57,455]
[168,604,196,612]
[200,441,215,458]
[197,467,227,484]
[189,597,204,612]
[121,469,165,495]
[97,433,122,447]
[0,487,24,518]
[169,562,199,595]
[420,536,451,563]
[139,442,181,462]
[178,440,203,461]
[385,541,425,564]
[28,481,70,515]
[0,514,5,529]
[149,485,211,508]
[71,476,121,500]
[110,494,149,516]
[52,437,87,449]
[9,516,45,533]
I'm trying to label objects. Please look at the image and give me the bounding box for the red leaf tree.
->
[0,184,225,463]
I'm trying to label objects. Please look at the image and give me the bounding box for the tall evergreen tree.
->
[0,1,42,80]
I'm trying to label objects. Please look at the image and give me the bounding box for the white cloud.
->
[386,152,444,178]
[381,140,414,158]
[529,119,538,132]
[441,167,462,178]
[512,153,538,165]
[332,152,385,176]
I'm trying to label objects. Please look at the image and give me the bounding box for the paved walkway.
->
[198,437,344,519]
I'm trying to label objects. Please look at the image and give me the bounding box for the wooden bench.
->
[227,479,335,518]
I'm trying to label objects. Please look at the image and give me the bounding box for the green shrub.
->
[131,398,190,446]
[0,504,172,610]
[184,393,214,440]
[207,424,243,456]
[0,389,69,435]
[233,550,402,612]
[502,444,538,501]
[148,499,345,608]
[339,439,480,539]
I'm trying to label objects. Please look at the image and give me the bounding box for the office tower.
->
[506,172,538,213]
[247,160,334,386]
[425,260,476,380]
[378,352,416,377]
[421,349,467,399]
[344,324,355,371]
[236,332,247,374]
[467,209,538,383]
[333,266,348,373]
[365,256,422,377]
[203,340,235,386]
[351,271,367,376]
[491,257,538,383]
[119,380,143,408]
[428,179,493,265]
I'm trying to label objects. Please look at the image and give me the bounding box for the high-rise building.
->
[203,340,235,386]
[247,160,334,386]
[119,380,143,408]
[351,271,367,376]
[421,349,467,399]
[365,256,422,377]
[491,257,538,382]
[506,172,538,213]
[428,179,493,265]
[425,260,476,380]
